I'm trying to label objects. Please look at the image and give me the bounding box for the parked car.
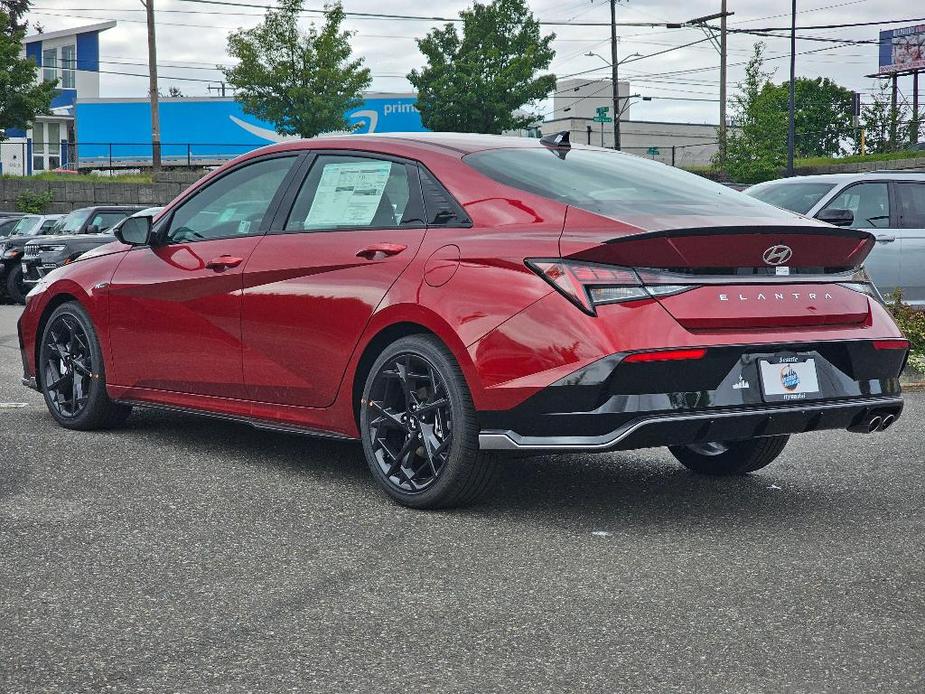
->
[0,214,63,302]
[745,172,925,308]
[18,133,908,509]
[20,205,146,295]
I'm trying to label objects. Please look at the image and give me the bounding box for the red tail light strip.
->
[623,348,708,363]
[872,339,910,350]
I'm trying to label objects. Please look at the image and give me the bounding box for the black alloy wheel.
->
[38,302,132,430]
[366,353,453,493]
[360,335,498,509]
[43,313,94,418]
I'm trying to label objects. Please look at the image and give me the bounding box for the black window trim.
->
[152,150,307,246]
[417,164,472,228]
[817,180,894,229]
[267,149,427,236]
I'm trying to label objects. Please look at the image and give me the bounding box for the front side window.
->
[464,147,798,223]
[53,208,92,234]
[167,156,295,242]
[90,212,130,232]
[822,182,891,229]
[745,181,836,214]
[285,155,414,231]
[896,182,925,228]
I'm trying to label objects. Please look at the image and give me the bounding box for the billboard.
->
[878,24,925,74]
[74,95,426,165]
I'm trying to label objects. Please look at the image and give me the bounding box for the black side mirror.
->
[115,216,152,246]
[816,208,854,227]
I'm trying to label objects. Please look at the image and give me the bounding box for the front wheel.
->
[359,335,497,509]
[669,435,789,475]
[38,302,132,430]
[5,264,29,304]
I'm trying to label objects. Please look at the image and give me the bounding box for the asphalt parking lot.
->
[1,304,923,693]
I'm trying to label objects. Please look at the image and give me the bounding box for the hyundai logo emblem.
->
[762,244,793,265]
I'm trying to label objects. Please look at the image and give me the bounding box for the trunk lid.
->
[560,206,875,329]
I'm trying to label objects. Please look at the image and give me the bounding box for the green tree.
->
[0,9,56,141]
[407,0,555,133]
[0,0,30,32]
[760,77,855,157]
[221,0,370,138]
[860,81,910,154]
[720,43,787,183]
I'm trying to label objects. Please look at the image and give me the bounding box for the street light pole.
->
[719,0,727,165]
[786,0,797,176]
[610,0,621,150]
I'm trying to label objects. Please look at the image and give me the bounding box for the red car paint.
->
[17,134,905,440]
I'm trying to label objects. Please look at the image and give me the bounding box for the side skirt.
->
[120,399,358,442]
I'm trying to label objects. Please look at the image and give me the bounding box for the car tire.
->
[669,435,789,475]
[359,334,498,509]
[5,265,28,305]
[38,301,132,431]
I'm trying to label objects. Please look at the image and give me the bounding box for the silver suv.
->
[746,172,925,308]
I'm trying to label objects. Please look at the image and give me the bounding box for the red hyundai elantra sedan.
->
[17,133,908,508]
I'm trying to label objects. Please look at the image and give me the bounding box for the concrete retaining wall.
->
[0,170,208,214]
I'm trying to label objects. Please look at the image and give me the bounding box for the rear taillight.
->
[526,259,692,315]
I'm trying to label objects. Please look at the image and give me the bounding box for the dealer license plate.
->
[758,358,820,401]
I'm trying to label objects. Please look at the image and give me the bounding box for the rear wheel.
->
[359,335,497,509]
[5,264,28,304]
[669,435,789,475]
[39,302,132,430]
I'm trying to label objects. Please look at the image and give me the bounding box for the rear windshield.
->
[464,147,796,221]
[745,180,836,214]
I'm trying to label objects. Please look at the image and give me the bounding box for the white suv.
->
[746,172,925,308]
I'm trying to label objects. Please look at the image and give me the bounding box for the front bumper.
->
[21,256,64,285]
[478,340,905,451]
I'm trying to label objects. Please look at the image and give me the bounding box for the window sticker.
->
[305,161,392,228]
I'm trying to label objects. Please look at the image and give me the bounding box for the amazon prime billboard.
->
[878,24,925,74]
[74,95,425,165]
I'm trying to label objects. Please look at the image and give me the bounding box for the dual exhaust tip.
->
[849,412,896,434]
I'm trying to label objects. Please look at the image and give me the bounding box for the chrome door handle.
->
[875,235,896,243]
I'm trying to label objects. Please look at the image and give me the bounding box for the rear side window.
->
[464,147,795,221]
[822,182,890,229]
[746,181,835,214]
[168,156,295,242]
[285,155,420,231]
[896,182,925,228]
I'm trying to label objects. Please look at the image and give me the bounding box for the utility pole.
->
[718,0,727,165]
[786,0,796,176]
[143,0,161,172]
[610,0,621,150]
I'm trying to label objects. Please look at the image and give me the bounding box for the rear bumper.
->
[479,396,903,450]
[477,339,906,452]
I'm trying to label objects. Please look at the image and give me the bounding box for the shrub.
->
[15,190,54,214]
[887,290,925,374]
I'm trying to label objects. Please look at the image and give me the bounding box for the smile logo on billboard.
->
[780,365,801,391]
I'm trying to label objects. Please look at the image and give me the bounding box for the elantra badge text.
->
[762,245,793,265]
[719,292,834,301]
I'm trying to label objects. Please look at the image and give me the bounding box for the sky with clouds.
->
[22,0,922,125]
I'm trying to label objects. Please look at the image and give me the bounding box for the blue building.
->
[74,94,427,168]
[1,21,115,175]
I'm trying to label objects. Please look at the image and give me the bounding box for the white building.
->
[0,21,115,176]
